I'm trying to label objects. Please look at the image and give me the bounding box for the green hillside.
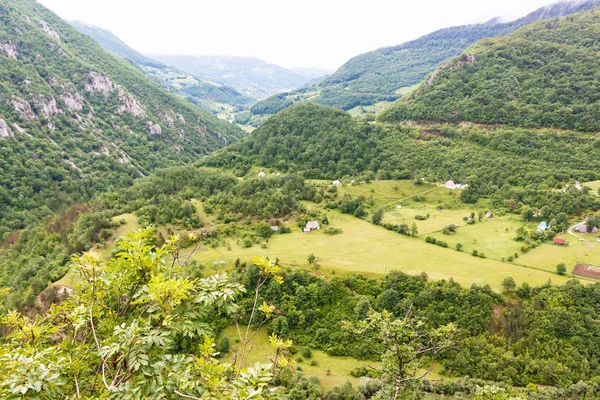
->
[206,103,378,178]
[380,10,600,131]
[0,0,244,232]
[251,0,600,114]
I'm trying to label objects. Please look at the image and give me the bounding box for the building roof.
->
[258,171,266,177]
[554,237,565,244]
[306,221,320,230]
[538,221,548,230]
[577,224,588,233]
[573,263,600,280]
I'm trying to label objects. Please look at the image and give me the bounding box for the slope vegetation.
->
[379,10,600,131]
[0,0,244,232]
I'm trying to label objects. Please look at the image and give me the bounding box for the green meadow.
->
[191,210,571,291]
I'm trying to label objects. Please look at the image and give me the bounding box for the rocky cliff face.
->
[0,118,13,138]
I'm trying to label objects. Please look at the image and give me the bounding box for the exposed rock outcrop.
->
[0,41,17,59]
[39,21,59,40]
[146,121,162,135]
[0,118,14,138]
[12,98,38,120]
[117,89,145,117]
[60,86,85,111]
[161,114,174,127]
[175,113,186,124]
[34,95,61,117]
[85,72,115,96]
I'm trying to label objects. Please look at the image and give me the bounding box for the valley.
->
[2,0,600,398]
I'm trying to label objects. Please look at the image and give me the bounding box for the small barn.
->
[592,227,598,234]
[332,180,341,186]
[304,221,320,233]
[553,237,565,246]
[572,263,600,280]
[537,221,548,232]
[258,171,267,178]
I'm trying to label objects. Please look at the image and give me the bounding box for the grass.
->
[190,210,571,291]
[217,326,446,390]
[518,233,600,273]
[429,216,529,262]
[587,180,600,195]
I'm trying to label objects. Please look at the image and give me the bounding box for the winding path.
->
[567,221,586,237]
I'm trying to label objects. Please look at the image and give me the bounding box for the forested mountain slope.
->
[251,0,600,114]
[0,0,244,234]
[379,9,600,131]
[70,21,254,112]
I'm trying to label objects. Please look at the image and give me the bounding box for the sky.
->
[38,0,560,70]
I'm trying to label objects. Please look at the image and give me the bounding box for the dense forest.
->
[250,0,600,114]
[0,167,318,310]
[380,10,600,131]
[0,0,244,236]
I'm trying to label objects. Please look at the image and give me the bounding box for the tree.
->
[410,222,418,237]
[0,228,282,399]
[344,308,455,400]
[521,207,535,222]
[556,263,567,276]
[372,208,384,225]
[502,277,516,292]
[554,212,570,233]
[456,243,464,252]
[308,254,317,265]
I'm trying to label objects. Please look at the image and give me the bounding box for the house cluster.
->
[576,224,598,234]
[258,171,281,178]
[303,221,320,233]
[444,180,468,190]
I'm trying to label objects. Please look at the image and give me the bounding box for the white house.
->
[258,171,266,178]
[332,180,341,186]
[445,180,456,189]
[304,221,320,233]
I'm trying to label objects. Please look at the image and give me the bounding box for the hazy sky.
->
[39,0,559,70]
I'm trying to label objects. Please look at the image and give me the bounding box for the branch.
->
[174,389,202,400]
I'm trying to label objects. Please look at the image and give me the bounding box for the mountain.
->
[379,9,600,131]
[251,0,600,115]
[0,0,244,232]
[69,21,254,114]
[150,54,327,100]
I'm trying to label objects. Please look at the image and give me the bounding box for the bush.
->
[301,347,312,359]
[323,227,343,235]
[556,263,567,275]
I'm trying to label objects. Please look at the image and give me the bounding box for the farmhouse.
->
[304,221,320,233]
[576,224,588,234]
[445,180,456,189]
[572,263,600,280]
[258,171,266,178]
[553,237,565,246]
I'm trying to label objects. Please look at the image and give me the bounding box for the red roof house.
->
[553,237,566,245]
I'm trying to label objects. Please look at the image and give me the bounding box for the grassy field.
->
[587,180,600,195]
[191,210,571,291]
[519,233,600,272]
[217,326,445,390]
[429,216,530,263]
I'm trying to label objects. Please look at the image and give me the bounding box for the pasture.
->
[191,210,571,291]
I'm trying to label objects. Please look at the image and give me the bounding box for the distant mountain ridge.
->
[251,0,600,115]
[149,54,329,100]
[69,21,254,114]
